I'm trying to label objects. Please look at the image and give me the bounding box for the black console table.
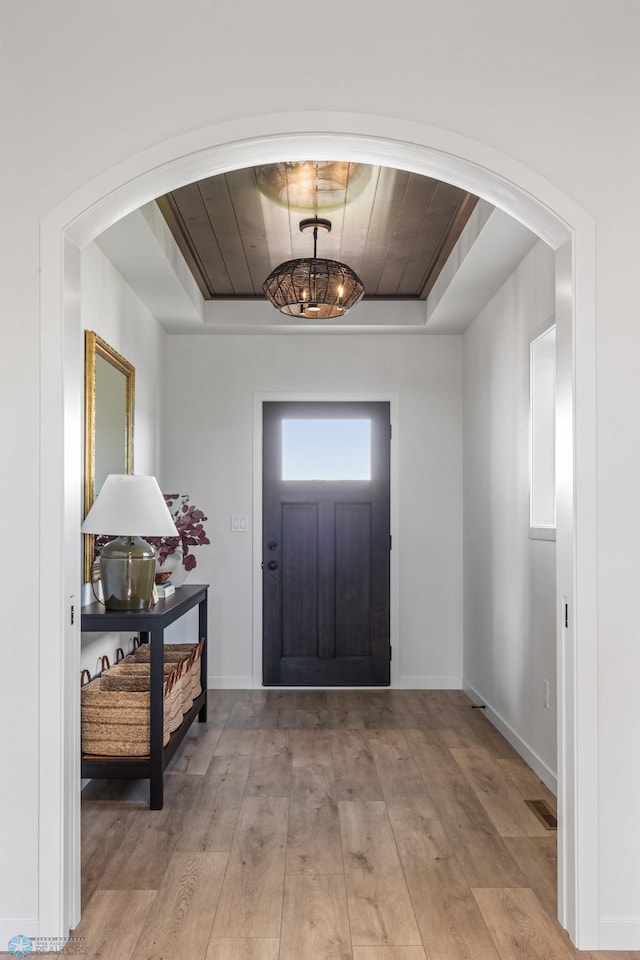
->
[81,583,208,809]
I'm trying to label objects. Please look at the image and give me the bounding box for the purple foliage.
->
[144,494,210,570]
[95,494,211,570]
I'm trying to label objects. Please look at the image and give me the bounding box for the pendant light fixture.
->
[263,217,365,319]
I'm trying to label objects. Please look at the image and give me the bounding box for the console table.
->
[81,583,208,809]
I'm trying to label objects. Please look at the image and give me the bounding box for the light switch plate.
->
[231,515,248,532]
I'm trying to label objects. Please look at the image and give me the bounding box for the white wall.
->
[80,242,166,673]
[463,241,557,786]
[2,0,640,947]
[164,333,463,689]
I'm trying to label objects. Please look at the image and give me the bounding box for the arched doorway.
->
[39,113,598,946]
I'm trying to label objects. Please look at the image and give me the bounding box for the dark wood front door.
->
[262,401,391,686]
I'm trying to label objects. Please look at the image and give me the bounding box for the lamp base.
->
[100,536,156,611]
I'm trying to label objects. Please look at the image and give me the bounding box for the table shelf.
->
[81,583,208,809]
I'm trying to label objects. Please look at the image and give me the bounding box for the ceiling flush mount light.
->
[263,218,365,320]
[255,161,371,211]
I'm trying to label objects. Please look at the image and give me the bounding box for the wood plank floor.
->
[76,690,638,960]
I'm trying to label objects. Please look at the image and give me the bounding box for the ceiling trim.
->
[95,193,538,336]
[156,166,479,304]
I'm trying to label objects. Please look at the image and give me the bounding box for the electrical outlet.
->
[543,679,550,709]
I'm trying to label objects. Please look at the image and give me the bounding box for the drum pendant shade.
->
[263,218,364,320]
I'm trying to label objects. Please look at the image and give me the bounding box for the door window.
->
[281,419,371,481]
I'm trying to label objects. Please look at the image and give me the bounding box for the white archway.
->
[39,112,598,947]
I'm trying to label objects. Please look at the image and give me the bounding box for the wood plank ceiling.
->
[156,161,478,304]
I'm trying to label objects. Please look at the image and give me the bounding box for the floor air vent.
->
[525,799,557,830]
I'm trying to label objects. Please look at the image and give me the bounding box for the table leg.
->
[149,625,164,809]
[198,595,208,722]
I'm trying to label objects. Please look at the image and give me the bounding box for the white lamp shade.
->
[81,474,179,537]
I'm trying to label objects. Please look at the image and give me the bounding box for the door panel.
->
[335,503,372,658]
[263,401,390,686]
[282,503,318,657]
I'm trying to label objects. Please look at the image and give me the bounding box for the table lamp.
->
[81,474,178,610]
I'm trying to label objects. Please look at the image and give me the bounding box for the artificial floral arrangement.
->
[146,494,210,571]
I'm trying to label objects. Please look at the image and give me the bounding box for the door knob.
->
[267,560,278,571]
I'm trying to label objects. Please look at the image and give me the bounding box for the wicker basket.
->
[129,644,188,663]
[163,666,184,732]
[80,667,176,756]
[103,656,193,715]
[131,640,204,705]
[100,659,177,688]
[189,640,204,699]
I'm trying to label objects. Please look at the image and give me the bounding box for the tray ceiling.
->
[156,161,478,304]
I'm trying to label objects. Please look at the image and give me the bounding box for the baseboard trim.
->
[208,675,254,689]
[599,920,640,950]
[463,682,557,795]
[207,676,464,691]
[399,675,462,690]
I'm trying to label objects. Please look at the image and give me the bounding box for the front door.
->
[262,401,391,685]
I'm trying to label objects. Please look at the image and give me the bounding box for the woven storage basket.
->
[104,656,193,715]
[100,659,177,689]
[161,666,182,733]
[173,657,194,714]
[187,640,204,699]
[130,643,202,708]
[80,668,173,756]
[131,641,203,701]
[129,644,187,663]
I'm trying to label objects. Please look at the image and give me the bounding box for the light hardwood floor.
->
[76,690,638,960]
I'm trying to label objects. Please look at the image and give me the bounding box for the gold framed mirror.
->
[83,331,135,581]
